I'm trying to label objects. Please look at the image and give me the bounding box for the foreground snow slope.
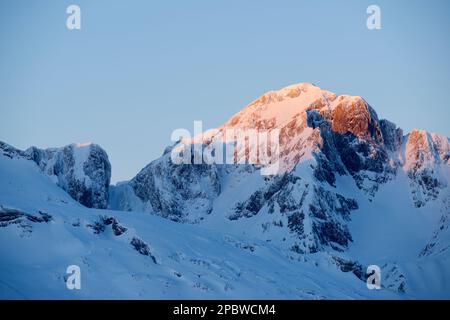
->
[0,151,401,299]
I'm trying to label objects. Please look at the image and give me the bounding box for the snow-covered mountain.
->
[0,141,111,209]
[110,83,450,255]
[1,83,450,299]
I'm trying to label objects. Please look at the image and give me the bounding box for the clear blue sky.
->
[1,0,449,183]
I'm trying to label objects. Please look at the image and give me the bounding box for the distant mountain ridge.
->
[0,141,111,209]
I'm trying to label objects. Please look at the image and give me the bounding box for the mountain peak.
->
[74,142,94,148]
[246,83,331,108]
[223,83,380,132]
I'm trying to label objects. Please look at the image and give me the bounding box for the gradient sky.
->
[1,0,449,183]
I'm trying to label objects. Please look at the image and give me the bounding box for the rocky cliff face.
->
[0,141,111,209]
[129,148,222,223]
[404,130,450,208]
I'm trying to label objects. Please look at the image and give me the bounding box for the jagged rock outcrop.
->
[404,130,449,207]
[127,144,221,222]
[379,119,403,152]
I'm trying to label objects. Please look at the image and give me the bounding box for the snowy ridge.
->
[0,141,111,209]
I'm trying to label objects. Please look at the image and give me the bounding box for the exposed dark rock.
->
[0,206,53,226]
[130,237,157,263]
[0,206,53,236]
[231,174,300,220]
[102,217,128,236]
[332,256,365,282]
[379,119,403,152]
[87,216,127,236]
